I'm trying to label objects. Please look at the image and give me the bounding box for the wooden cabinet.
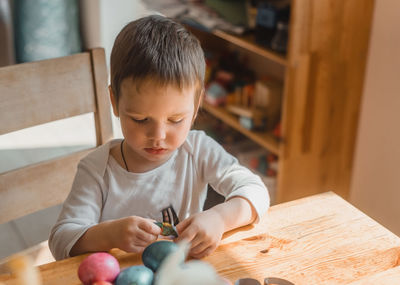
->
[190,0,375,203]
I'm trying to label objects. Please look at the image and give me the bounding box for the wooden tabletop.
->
[1,192,400,284]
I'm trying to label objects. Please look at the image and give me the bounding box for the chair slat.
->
[90,49,114,145]
[0,48,113,267]
[0,53,97,135]
[0,149,93,224]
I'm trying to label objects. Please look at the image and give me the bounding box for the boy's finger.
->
[139,220,162,235]
[131,237,151,248]
[190,238,213,254]
[175,217,191,233]
[136,230,158,244]
[190,245,214,259]
[187,234,203,250]
[128,244,146,254]
[174,225,196,243]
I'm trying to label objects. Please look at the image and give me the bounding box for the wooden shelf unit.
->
[190,0,374,203]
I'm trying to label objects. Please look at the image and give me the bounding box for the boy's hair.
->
[110,15,205,107]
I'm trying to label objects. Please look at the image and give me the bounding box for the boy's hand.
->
[107,216,161,253]
[174,209,225,259]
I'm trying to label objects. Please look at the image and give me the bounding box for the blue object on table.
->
[142,240,179,272]
[115,265,153,285]
[13,0,81,63]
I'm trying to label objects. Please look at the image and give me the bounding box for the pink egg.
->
[92,281,113,285]
[78,252,120,285]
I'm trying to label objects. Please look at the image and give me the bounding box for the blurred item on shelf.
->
[205,0,248,26]
[204,50,255,107]
[239,116,266,131]
[226,77,282,131]
[227,104,267,131]
[246,1,258,29]
[254,0,290,52]
[141,0,247,35]
[271,21,288,53]
[205,81,228,106]
[254,78,282,128]
[273,121,281,140]
[205,69,236,106]
[232,84,254,107]
[203,47,282,131]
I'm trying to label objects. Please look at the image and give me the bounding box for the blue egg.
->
[142,240,178,272]
[115,265,153,285]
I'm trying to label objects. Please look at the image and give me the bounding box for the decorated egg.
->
[142,240,179,272]
[115,265,153,285]
[153,240,226,285]
[77,252,120,285]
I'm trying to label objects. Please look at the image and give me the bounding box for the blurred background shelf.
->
[212,30,287,66]
[201,102,280,156]
[188,0,374,204]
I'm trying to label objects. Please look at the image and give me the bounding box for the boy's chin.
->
[142,150,172,161]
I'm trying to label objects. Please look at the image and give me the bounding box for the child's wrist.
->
[208,207,227,233]
[87,220,115,251]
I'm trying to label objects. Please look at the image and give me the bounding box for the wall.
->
[80,0,147,68]
[350,0,400,236]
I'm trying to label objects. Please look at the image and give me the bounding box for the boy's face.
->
[110,78,198,172]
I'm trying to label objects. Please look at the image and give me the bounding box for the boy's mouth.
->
[144,148,167,155]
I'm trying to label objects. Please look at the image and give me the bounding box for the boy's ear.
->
[192,89,204,124]
[109,86,119,117]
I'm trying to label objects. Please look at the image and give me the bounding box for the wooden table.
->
[1,192,400,284]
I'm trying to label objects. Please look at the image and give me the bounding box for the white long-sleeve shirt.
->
[49,130,270,260]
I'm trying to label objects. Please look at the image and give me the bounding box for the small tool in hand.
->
[156,205,179,237]
[154,221,178,237]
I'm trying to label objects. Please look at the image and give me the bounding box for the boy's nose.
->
[147,123,166,140]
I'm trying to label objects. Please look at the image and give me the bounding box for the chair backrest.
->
[0,48,113,224]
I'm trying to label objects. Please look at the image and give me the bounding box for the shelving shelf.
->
[201,102,280,156]
[212,30,288,66]
[185,0,373,203]
[185,24,287,67]
[187,27,284,156]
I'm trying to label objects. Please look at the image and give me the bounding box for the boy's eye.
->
[132,118,148,123]
[169,118,184,124]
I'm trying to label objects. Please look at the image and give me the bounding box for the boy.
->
[49,15,269,260]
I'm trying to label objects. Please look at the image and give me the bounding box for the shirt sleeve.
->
[191,131,270,222]
[48,161,105,260]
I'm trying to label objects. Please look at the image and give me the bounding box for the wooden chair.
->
[0,48,113,267]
